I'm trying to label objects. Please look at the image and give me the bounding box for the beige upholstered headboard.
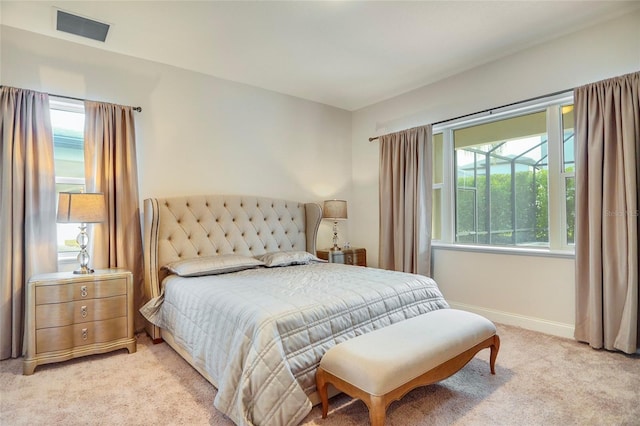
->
[142,194,322,340]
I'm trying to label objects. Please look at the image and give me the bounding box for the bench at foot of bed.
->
[316,308,500,426]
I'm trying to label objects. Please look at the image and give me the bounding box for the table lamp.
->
[57,192,106,274]
[323,199,348,251]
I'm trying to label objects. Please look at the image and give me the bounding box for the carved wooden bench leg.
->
[316,368,330,419]
[366,395,387,426]
[490,335,500,374]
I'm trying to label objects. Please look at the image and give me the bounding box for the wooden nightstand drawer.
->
[317,248,366,267]
[35,295,127,328]
[35,278,127,305]
[347,250,366,266]
[36,317,128,354]
[24,269,136,375]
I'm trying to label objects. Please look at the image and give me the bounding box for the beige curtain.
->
[379,125,432,275]
[0,87,58,359]
[84,101,145,331]
[574,71,639,354]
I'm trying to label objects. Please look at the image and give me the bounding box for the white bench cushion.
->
[319,309,496,396]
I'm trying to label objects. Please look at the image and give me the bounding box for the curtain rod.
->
[0,85,142,112]
[368,88,572,142]
[51,92,142,112]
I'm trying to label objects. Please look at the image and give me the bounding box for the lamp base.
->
[74,224,94,274]
[331,221,341,252]
[73,266,95,274]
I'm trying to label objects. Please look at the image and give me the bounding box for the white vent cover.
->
[56,10,109,42]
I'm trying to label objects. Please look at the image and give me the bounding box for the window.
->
[561,105,575,245]
[432,93,575,252]
[432,133,443,241]
[51,98,86,259]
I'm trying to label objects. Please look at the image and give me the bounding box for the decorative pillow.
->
[164,254,264,277]
[257,251,325,267]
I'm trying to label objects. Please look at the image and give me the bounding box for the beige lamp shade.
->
[57,192,107,223]
[323,200,348,220]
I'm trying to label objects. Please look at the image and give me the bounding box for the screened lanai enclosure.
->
[451,107,575,247]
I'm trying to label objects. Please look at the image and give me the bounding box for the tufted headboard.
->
[142,194,323,340]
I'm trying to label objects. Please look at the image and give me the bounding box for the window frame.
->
[50,97,86,262]
[432,91,575,254]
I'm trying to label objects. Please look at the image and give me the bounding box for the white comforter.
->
[145,263,449,426]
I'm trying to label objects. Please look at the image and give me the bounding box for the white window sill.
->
[431,242,575,259]
[58,253,80,264]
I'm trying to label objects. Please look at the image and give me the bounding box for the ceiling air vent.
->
[56,10,110,42]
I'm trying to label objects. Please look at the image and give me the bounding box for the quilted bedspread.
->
[145,263,449,426]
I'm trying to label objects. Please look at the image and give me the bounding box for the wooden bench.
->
[316,309,500,426]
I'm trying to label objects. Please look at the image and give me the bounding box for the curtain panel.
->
[378,125,433,276]
[0,86,58,359]
[574,71,640,354]
[84,101,145,331]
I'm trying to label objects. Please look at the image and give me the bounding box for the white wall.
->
[351,11,640,337]
[433,249,575,338]
[1,25,353,250]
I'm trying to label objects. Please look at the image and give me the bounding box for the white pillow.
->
[164,254,264,277]
[257,251,325,267]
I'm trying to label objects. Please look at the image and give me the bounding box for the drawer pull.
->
[81,306,88,318]
[80,286,88,298]
[81,328,88,340]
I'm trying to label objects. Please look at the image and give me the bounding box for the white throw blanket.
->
[142,263,449,426]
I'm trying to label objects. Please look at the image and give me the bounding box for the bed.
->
[140,194,449,426]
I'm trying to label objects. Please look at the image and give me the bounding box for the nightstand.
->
[23,269,137,375]
[317,248,367,267]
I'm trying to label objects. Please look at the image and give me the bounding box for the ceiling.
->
[2,1,638,111]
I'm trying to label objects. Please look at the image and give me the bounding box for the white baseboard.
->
[447,301,575,340]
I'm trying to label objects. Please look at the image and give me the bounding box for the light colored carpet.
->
[1,323,638,425]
